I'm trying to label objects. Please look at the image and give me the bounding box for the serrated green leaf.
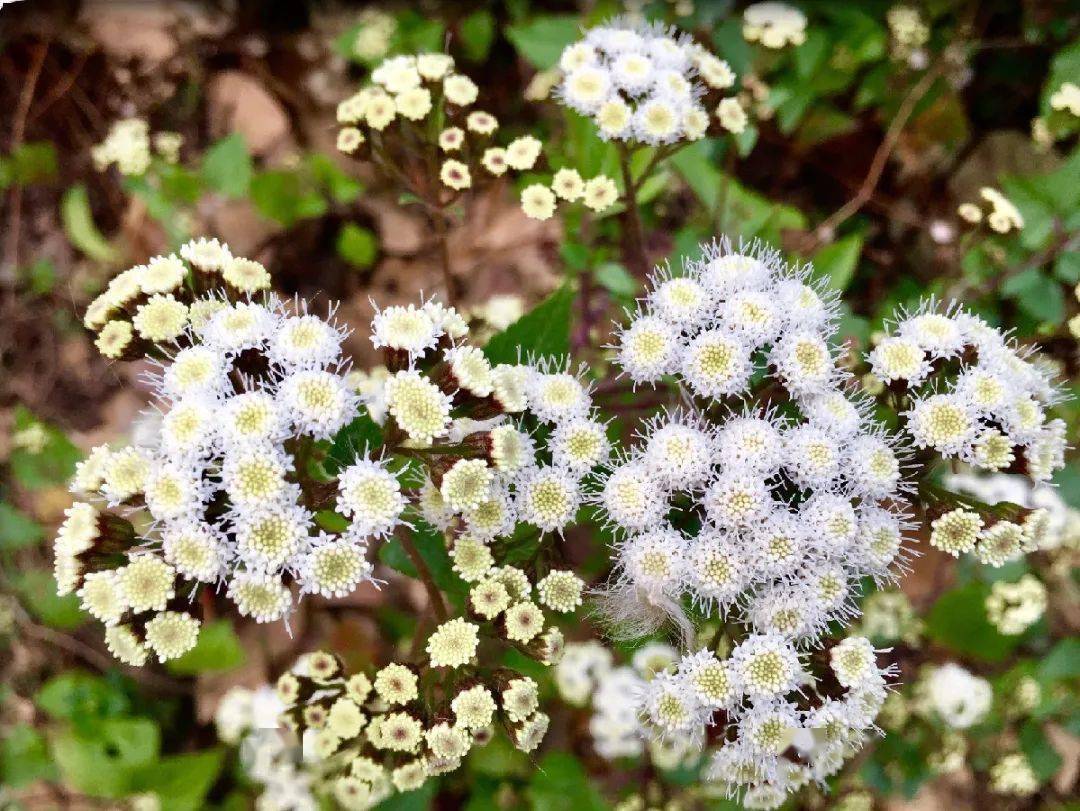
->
[1019,721,1062,781]
[61,185,117,262]
[483,283,574,365]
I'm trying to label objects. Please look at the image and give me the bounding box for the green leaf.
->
[459,9,496,62]
[925,582,1020,662]
[166,620,245,676]
[201,134,252,198]
[250,170,328,227]
[336,223,378,269]
[1000,268,1065,323]
[1019,721,1062,781]
[308,153,363,204]
[379,523,464,599]
[483,283,574,365]
[1054,250,1080,283]
[13,570,86,630]
[1,724,56,787]
[812,233,864,292]
[327,410,384,473]
[1038,639,1080,681]
[594,262,637,298]
[51,718,159,797]
[61,185,117,262]
[506,15,580,69]
[0,502,43,549]
[9,141,58,185]
[670,138,724,210]
[527,752,606,811]
[130,749,225,811]
[22,257,57,296]
[36,671,130,723]
[8,409,82,490]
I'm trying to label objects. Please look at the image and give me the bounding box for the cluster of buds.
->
[335,52,541,193]
[273,628,558,809]
[868,301,1066,481]
[82,238,271,360]
[91,117,183,176]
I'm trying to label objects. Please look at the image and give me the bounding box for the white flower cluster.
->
[83,238,270,359]
[359,300,611,542]
[273,649,552,809]
[60,266,377,664]
[913,663,992,729]
[742,2,808,49]
[702,634,892,808]
[985,574,1047,635]
[336,52,543,193]
[945,471,1080,551]
[215,686,316,811]
[556,19,741,146]
[555,633,891,808]
[957,187,1025,234]
[869,303,1065,482]
[556,641,700,767]
[603,239,911,645]
[92,118,182,176]
[595,238,910,805]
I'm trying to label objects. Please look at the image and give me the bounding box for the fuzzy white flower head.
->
[641,672,702,734]
[620,525,686,595]
[647,272,713,326]
[517,466,580,532]
[385,370,453,443]
[906,394,976,456]
[616,315,680,384]
[525,366,591,423]
[440,458,494,512]
[270,314,344,370]
[370,303,440,357]
[743,2,807,49]
[681,328,754,398]
[229,573,292,623]
[598,460,669,532]
[550,417,610,473]
[731,633,802,699]
[427,618,480,668]
[301,537,372,598]
[337,459,405,537]
[679,649,741,709]
[161,521,224,582]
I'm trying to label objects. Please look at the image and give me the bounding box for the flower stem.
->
[395,526,449,622]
